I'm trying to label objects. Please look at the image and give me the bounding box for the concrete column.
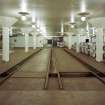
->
[21,28,32,52]
[61,23,64,36]
[2,27,10,62]
[0,16,17,62]
[25,33,29,52]
[96,28,104,62]
[76,35,80,53]
[33,34,36,49]
[68,35,72,49]
[9,27,13,36]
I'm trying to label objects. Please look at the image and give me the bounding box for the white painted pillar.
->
[76,35,80,53]
[21,28,32,52]
[9,27,13,36]
[68,35,72,49]
[2,27,10,62]
[96,28,104,62]
[61,23,64,36]
[33,34,36,49]
[0,16,17,62]
[25,33,29,52]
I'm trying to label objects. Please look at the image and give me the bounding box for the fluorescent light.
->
[21,15,26,21]
[37,28,40,32]
[32,12,36,23]
[21,0,27,12]
[61,23,64,35]
[81,16,86,21]
[71,25,74,28]
[22,33,25,35]
[81,0,86,12]
[32,18,35,23]
[32,24,35,28]
[86,23,89,31]
[70,12,75,23]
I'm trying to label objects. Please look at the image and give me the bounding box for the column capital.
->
[0,16,17,27]
[89,17,105,28]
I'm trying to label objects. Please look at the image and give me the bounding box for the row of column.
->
[67,28,104,62]
[2,27,37,62]
[25,33,36,52]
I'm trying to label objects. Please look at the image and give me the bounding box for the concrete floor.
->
[54,48,90,72]
[0,48,105,105]
[65,48,105,73]
[0,91,105,105]
[11,48,51,77]
[0,49,51,90]
[0,48,40,74]
[62,77,105,91]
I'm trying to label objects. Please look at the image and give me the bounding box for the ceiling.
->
[0,0,105,35]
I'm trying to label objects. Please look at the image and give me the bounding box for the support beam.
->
[96,28,104,62]
[76,35,80,53]
[25,33,29,52]
[68,35,72,49]
[2,27,9,62]
[33,34,36,49]
[21,28,32,52]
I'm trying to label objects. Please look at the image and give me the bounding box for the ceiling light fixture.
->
[81,0,86,13]
[32,12,36,23]
[71,25,75,28]
[18,11,29,21]
[81,16,86,21]
[70,22,75,28]
[36,20,40,28]
[21,0,27,12]
[70,12,75,23]
[78,12,90,22]
[32,24,36,28]
[71,17,75,23]
[61,23,64,35]
[21,15,26,21]
[37,28,40,32]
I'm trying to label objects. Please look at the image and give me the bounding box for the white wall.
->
[36,36,44,47]
[64,36,69,47]
[64,35,77,47]
[89,17,105,28]
[72,35,77,45]
[11,36,33,47]
[13,36,25,47]
[10,35,44,48]
[79,35,87,43]
[64,34,88,48]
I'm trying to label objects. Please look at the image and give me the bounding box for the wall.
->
[10,35,44,48]
[36,36,44,47]
[64,36,69,47]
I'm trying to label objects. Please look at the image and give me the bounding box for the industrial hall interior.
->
[0,0,105,105]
